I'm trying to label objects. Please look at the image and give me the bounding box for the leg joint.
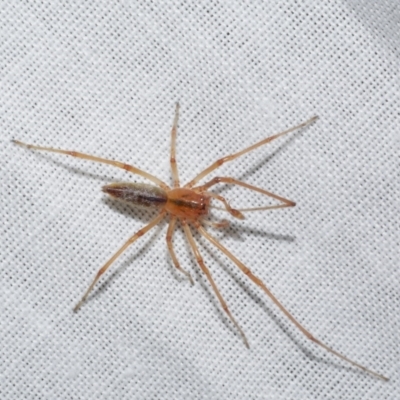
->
[134,230,144,240]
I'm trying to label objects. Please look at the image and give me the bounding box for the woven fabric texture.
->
[1,1,399,399]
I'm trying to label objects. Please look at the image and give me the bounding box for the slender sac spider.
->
[13,104,388,381]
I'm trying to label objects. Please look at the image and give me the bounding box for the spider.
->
[13,103,388,381]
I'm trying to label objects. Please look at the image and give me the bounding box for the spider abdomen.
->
[102,182,167,209]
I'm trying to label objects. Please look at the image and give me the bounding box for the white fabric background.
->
[1,1,399,399]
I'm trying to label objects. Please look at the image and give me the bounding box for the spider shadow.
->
[215,220,296,243]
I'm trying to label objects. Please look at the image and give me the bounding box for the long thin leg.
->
[170,103,180,188]
[74,211,166,312]
[196,176,295,211]
[196,223,389,381]
[185,116,318,188]
[182,221,249,348]
[12,140,169,191]
[166,216,194,284]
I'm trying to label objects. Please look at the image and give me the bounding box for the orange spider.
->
[13,104,388,381]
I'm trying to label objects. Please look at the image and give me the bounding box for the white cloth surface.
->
[1,1,399,399]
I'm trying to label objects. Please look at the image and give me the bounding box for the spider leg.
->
[201,219,230,229]
[12,139,169,190]
[196,176,295,211]
[170,102,180,188]
[207,192,244,219]
[195,223,389,381]
[74,211,166,312]
[166,216,194,284]
[182,221,249,348]
[185,116,318,188]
